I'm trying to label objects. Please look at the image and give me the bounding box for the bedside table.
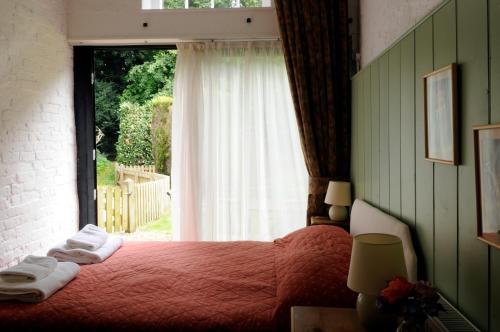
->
[291,306,366,332]
[310,216,349,231]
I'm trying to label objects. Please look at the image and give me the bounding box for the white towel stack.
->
[0,256,79,302]
[0,255,57,282]
[67,224,108,251]
[47,225,123,264]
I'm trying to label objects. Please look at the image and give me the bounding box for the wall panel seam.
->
[400,45,403,221]
[431,15,436,286]
[487,2,491,331]
[454,0,459,306]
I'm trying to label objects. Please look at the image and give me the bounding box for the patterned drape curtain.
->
[274,0,351,224]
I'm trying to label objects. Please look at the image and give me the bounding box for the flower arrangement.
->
[377,276,444,330]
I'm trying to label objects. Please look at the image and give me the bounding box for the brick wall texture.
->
[0,0,78,268]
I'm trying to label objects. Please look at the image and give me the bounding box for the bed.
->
[0,199,416,332]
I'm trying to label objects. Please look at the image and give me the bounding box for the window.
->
[142,0,272,10]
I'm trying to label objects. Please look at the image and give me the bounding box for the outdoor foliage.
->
[164,0,262,8]
[115,102,154,166]
[120,51,177,105]
[95,80,120,159]
[96,150,116,186]
[95,49,177,167]
[95,50,157,159]
[189,0,210,8]
[151,96,173,175]
[239,0,262,7]
[164,0,184,8]
[95,49,157,93]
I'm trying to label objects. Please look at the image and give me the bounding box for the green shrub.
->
[115,102,154,166]
[151,96,172,175]
[96,151,116,186]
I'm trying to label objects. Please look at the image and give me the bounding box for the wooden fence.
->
[97,165,170,233]
[116,164,160,183]
[118,164,156,174]
[134,177,170,228]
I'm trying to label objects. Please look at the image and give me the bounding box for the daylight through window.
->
[142,0,272,10]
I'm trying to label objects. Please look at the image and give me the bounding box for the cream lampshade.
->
[347,233,407,329]
[324,181,351,221]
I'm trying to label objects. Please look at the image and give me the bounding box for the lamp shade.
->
[347,233,407,295]
[324,181,351,206]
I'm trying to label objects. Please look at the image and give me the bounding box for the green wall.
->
[351,1,499,330]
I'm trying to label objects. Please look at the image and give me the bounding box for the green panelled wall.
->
[379,54,390,211]
[490,1,500,330]
[414,18,435,285]
[456,0,489,327]
[371,64,380,206]
[400,33,415,230]
[432,1,458,304]
[358,72,364,199]
[351,1,499,330]
[389,45,401,218]
[364,70,372,203]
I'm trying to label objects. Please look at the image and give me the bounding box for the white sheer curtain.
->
[172,41,308,241]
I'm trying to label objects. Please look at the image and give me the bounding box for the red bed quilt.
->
[0,226,356,332]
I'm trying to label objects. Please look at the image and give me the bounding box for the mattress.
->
[0,226,356,332]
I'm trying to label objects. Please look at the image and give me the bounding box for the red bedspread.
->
[0,226,356,332]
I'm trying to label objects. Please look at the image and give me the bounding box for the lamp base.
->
[329,205,347,221]
[356,293,397,330]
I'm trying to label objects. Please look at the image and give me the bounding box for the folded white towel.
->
[0,262,79,302]
[48,236,123,264]
[66,224,108,251]
[0,256,58,282]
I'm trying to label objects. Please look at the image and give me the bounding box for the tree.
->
[94,49,157,93]
[120,51,177,105]
[151,96,173,175]
[164,0,184,8]
[95,80,120,159]
[240,0,261,7]
[95,49,177,165]
[164,0,261,8]
[94,49,160,159]
[115,102,154,166]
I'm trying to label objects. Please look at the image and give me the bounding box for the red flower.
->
[380,276,414,304]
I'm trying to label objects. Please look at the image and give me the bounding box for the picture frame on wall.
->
[474,124,500,249]
[423,63,458,165]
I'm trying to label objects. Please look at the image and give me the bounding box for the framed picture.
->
[474,124,500,249]
[423,64,458,165]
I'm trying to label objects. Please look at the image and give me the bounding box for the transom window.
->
[142,0,272,10]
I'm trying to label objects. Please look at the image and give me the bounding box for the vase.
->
[396,320,422,332]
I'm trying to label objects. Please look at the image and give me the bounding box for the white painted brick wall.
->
[0,0,79,268]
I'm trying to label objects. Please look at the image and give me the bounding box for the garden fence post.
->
[121,179,136,233]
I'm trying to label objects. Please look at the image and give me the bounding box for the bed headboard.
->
[350,199,418,282]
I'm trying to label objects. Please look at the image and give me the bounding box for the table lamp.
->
[347,233,407,329]
[324,181,351,221]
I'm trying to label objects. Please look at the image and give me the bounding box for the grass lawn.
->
[141,212,172,235]
[96,152,116,186]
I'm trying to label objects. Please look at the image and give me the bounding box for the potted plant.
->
[377,276,444,332]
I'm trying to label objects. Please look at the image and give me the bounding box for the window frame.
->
[141,0,274,10]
